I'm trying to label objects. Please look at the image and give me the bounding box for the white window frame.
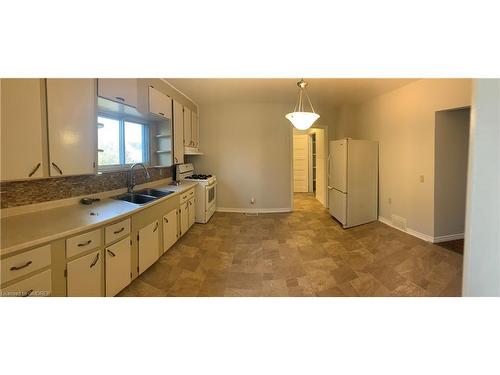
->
[97,114,150,172]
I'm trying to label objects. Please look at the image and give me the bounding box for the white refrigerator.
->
[328,139,378,228]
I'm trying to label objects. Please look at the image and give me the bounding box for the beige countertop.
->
[0,180,198,256]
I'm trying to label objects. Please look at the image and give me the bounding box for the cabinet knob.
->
[164,217,168,223]
[51,162,63,175]
[10,260,32,271]
[107,249,116,257]
[77,240,92,247]
[115,96,125,102]
[28,162,41,177]
[90,253,100,268]
[113,227,125,234]
[153,222,159,232]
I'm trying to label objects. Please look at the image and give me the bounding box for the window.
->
[98,115,149,168]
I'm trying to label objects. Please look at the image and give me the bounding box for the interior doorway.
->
[292,127,327,207]
[434,107,471,253]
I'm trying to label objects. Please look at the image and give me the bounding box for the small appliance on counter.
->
[176,163,217,224]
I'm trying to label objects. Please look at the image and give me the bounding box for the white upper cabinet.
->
[46,79,97,177]
[0,79,45,181]
[148,86,172,119]
[183,107,192,147]
[191,111,199,148]
[98,79,138,108]
[173,100,184,164]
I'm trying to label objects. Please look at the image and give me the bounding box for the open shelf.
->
[155,134,171,138]
[156,150,172,154]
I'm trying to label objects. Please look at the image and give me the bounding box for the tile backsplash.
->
[0,166,173,209]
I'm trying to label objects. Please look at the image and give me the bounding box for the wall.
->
[190,101,294,211]
[337,79,472,239]
[434,108,470,238]
[462,79,500,296]
[330,104,358,141]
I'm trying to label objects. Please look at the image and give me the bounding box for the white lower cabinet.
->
[188,198,196,229]
[162,209,178,253]
[180,202,189,236]
[1,269,52,297]
[105,237,132,296]
[67,250,103,297]
[138,221,160,274]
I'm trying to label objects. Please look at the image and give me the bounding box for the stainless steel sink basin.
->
[113,193,157,205]
[135,188,174,198]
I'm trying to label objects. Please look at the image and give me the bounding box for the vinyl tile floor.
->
[118,193,463,297]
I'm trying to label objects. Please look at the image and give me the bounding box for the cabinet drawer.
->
[66,229,101,258]
[180,188,195,204]
[1,269,52,297]
[105,218,131,245]
[1,245,51,285]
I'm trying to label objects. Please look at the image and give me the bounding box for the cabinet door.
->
[105,236,131,296]
[149,86,172,119]
[172,100,184,164]
[46,79,97,177]
[138,221,160,274]
[1,270,52,297]
[183,107,192,146]
[191,111,199,148]
[180,202,189,236]
[97,79,138,108]
[67,250,103,297]
[0,79,45,181]
[188,198,196,228]
[162,209,178,253]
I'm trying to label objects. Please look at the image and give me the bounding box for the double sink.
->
[113,188,174,205]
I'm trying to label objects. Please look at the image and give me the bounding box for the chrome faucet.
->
[128,163,150,193]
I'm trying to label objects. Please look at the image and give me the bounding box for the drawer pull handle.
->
[164,217,168,223]
[115,96,125,102]
[153,222,159,232]
[28,162,41,177]
[10,260,32,271]
[51,162,63,175]
[113,227,125,234]
[90,253,100,268]
[78,240,92,247]
[159,112,165,116]
[24,289,34,297]
[107,249,116,257]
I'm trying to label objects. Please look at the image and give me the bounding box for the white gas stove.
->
[175,163,217,223]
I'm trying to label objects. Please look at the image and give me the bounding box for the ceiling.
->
[166,78,418,107]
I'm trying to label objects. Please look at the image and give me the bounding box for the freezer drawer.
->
[330,189,347,226]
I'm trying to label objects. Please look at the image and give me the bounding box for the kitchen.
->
[2,2,500,375]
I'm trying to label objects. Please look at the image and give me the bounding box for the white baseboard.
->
[433,233,465,243]
[216,207,292,214]
[378,216,434,242]
[378,216,464,243]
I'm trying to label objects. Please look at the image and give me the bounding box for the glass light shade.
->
[285,111,320,130]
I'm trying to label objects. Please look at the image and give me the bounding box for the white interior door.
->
[331,139,348,193]
[315,128,326,206]
[293,134,309,192]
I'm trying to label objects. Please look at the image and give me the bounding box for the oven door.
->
[205,181,216,210]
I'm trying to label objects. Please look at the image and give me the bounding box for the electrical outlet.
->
[388,197,392,204]
[250,196,255,204]
[420,175,424,183]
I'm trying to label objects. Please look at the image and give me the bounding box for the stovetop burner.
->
[186,174,213,180]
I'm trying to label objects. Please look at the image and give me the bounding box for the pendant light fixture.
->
[285,79,320,130]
